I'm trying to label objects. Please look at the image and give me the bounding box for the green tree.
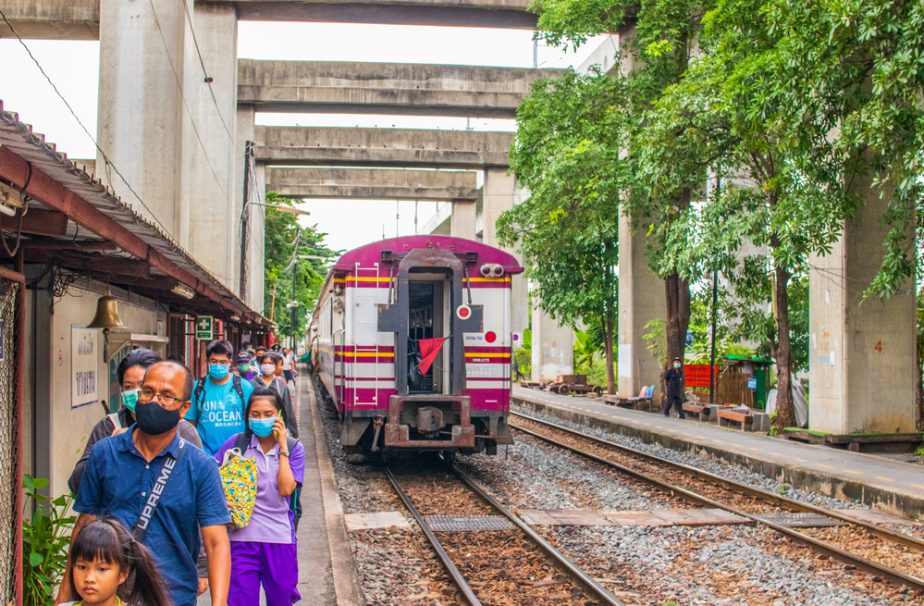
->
[263,192,338,344]
[498,70,625,393]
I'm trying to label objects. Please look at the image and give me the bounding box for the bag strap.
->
[234,431,249,452]
[107,413,122,430]
[232,374,245,410]
[193,378,206,411]
[131,439,187,542]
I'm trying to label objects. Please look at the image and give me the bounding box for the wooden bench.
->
[604,385,656,411]
[717,409,753,430]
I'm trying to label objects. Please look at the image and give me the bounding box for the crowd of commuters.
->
[55,340,304,606]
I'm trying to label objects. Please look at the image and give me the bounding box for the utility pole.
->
[709,173,722,404]
[239,140,254,298]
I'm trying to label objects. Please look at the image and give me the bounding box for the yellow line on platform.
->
[875,476,895,483]
[842,469,864,476]
[816,463,834,469]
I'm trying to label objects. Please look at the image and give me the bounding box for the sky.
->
[0,21,608,251]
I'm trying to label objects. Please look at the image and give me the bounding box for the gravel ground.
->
[318,385,920,605]
[546,523,916,606]
[513,405,869,511]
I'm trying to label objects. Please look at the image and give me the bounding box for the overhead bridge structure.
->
[238,60,562,118]
[0,0,535,40]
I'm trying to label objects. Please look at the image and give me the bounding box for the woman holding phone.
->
[214,387,305,605]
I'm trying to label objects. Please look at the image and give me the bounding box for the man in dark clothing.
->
[661,356,686,419]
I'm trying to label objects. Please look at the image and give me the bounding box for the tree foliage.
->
[498,70,627,392]
[263,192,338,341]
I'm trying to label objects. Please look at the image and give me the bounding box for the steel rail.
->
[446,463,625,606]
[383,465,483,606]
[509,414,924,593]
[510,411,924,552]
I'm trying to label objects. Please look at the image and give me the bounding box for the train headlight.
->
[490,264,505,278]
[480,264,493,277]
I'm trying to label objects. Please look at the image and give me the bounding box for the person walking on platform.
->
[186,340,254,457]
[56,361,232,606]
[662,357,686,419]
[214,387,305,606]
[252,351,298,437]
[68,348,202,495]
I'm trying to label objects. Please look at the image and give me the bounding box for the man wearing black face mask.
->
[57,361,232,606]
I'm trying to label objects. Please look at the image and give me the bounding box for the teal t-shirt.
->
[185,377,254,456]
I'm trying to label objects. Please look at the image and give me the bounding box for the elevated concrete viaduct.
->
[266,167,478,201]
[238,60,563,118]
[254,126,513,168]
[2,0,534,40]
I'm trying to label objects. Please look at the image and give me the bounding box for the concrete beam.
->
[254,126,513,169]
[238,60,562,118]
[207,0,536,28]
[2,0,535,42]
[0,0,99,40]
[266,167,478,200]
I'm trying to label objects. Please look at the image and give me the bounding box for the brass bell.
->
[87,290,126,329]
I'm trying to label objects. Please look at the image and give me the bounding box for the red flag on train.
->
[417,338,447,376]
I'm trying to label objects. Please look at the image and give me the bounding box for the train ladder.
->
[352,262,381,408]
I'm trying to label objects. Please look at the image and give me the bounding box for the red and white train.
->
[310,235,522,454]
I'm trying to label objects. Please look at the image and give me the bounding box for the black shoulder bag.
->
[131,439,187,541]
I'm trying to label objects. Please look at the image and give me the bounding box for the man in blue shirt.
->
[56,361,231,606]
[187,339,254,456]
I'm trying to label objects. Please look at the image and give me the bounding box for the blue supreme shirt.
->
[74,428,231,606]
[185,377,254,456]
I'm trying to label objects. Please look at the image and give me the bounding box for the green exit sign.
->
[196,316,213,340]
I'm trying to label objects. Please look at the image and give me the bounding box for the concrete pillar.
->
[245,163,267,312]
[531,304,574,382]
[482,168,527,334]
[808,184,917,434]
[96,0,185,232]
[179,3,238,287]
[450,200,476,239]
[617,212,666,397]
[235,105,255,299]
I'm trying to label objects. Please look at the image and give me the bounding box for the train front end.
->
[312,235,522,454]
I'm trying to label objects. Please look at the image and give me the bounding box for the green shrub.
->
[22,475,75,606]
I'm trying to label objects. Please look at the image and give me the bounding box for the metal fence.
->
[0,272,23,604]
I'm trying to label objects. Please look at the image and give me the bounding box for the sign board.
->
[455,305,472,321]
[684,364,719,388]
[747,377,758,391]
[195,316,214,340]
[72,326,99,408]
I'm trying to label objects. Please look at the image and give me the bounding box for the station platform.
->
[511,387,924,521]
[198,371,362,605]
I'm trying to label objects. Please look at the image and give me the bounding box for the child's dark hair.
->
[244,387,287,440]
[68,518,170,606]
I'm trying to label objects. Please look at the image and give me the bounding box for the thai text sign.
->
[72,326,99,408]
[684,364,719,388]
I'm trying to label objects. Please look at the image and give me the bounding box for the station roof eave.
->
[0,101,272,329]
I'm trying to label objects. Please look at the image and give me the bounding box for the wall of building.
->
[41,284,165,498]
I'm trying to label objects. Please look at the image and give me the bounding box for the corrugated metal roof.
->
[0,100,271,326]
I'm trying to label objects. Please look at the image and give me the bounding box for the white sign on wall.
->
[72,326,99,408]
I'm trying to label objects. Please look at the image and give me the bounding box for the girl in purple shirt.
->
[215,387,305,605]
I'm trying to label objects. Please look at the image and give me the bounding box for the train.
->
[309,235,522,454]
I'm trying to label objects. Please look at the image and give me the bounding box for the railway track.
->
[383,460,625,606]
[509,411,924,595]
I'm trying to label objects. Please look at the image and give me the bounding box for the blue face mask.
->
[209,363,229,380]
[249,417,276,438]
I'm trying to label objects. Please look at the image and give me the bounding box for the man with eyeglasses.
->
[57,361,232,606]
[186,339,254,456]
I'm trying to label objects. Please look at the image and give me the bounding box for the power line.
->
[180,0,235,142]
[0,7,174,236]
[146,0,228,199]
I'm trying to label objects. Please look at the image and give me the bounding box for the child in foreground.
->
[60,518,170,606]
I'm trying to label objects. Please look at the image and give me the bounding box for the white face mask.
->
[673,362,682,369]
[260,363,276,376]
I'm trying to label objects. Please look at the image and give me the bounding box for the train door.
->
[407,273,449,395]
